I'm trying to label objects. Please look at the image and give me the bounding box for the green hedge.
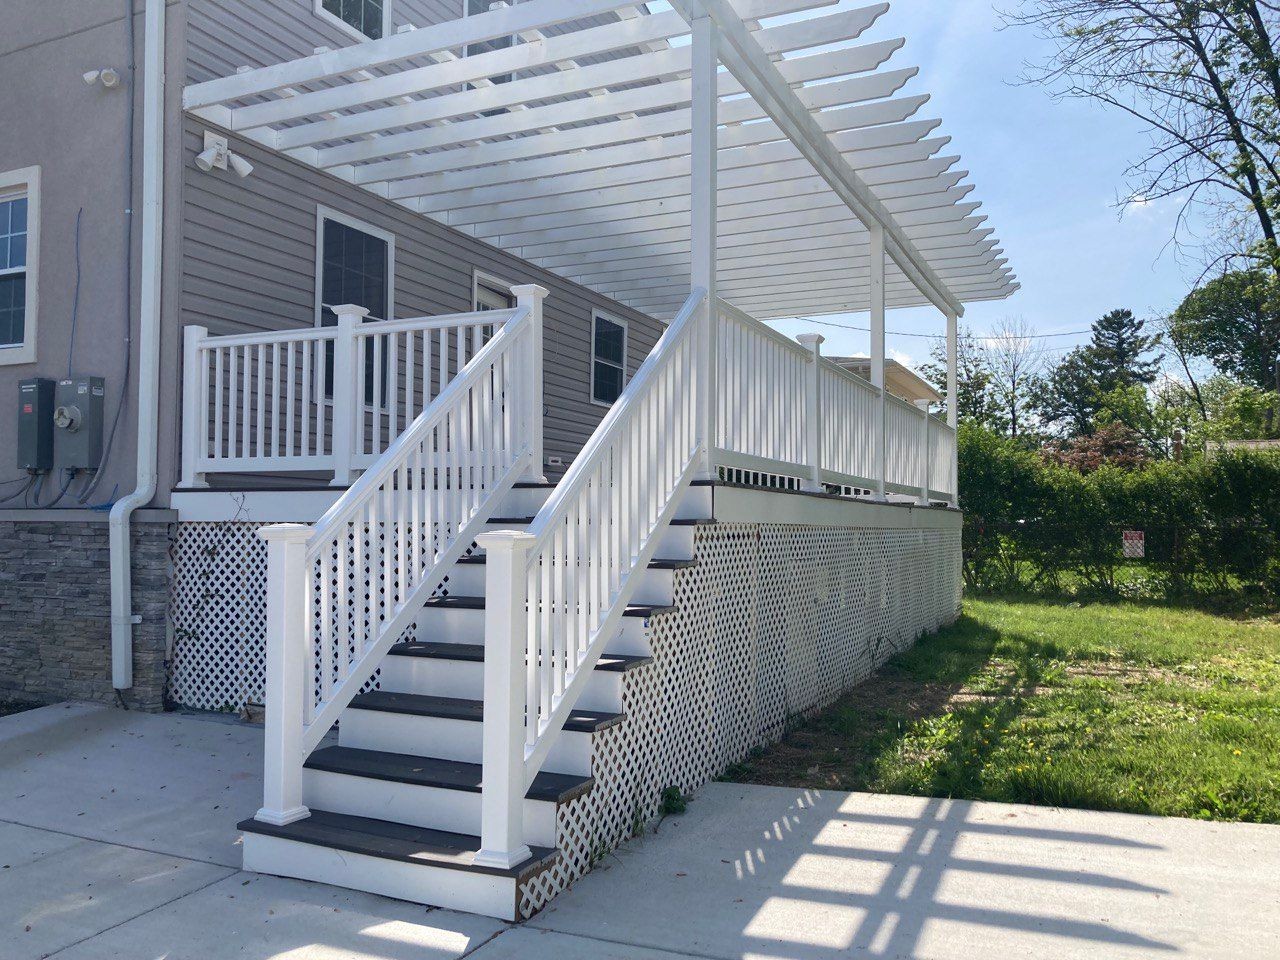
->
[958,425,1280,602]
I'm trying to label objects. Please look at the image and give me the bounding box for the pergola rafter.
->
[182,0,1016,321]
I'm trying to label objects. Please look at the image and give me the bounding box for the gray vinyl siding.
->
[179,117,665,477]
[186,0,464,84]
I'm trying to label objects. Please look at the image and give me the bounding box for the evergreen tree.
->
[1088,308,1162,391]
[1035,346,1100,436]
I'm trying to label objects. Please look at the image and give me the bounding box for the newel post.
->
[915,400,931,505]
[511,285,549,482]
[474,530,535,870]
[797,333,825,492]
[256,523,313,827]
[179,325,210,489]
[329,304,369,487]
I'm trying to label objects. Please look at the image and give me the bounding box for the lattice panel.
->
[169,522,269,711]
[518,520,962,917]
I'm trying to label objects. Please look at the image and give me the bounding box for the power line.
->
[767,315,1093,342]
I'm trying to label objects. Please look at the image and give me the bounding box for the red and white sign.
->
[1122,530,1145,559]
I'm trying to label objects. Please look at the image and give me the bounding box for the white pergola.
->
[183,0,1018,427]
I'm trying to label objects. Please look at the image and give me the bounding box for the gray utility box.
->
[17,378,55,471]
[54,377,105,471]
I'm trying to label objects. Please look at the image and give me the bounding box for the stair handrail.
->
[473,287,706,868]
[254,285,548,827]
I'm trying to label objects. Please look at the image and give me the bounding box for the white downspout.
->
[111,0,166,690]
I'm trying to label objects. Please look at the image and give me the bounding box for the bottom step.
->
[240,809,557,921]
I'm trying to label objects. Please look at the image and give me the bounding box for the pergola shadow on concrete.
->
[183,0,1016,432]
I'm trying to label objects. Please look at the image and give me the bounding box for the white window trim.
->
[590,309,628,408]
[313,0,392,43]
[313,205,396,328]
[471,268,516,311]
[0,166,39,367]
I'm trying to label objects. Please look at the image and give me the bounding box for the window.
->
[315,209,394,400]
[0,167,38,366]
[316,0,390,41]
[472,271,514,313]
[591,312,627,406]
[464,0,515,92]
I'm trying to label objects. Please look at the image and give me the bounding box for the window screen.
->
[319,217,390,400]
[323,0,386,40]
[592,314,627,405]
[0,195,28,349]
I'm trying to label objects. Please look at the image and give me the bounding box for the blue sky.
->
[754,0,1201,368]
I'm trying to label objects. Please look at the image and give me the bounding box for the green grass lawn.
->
[725,596,1280,822]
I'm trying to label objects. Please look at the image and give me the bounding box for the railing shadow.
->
[717,787,1178,958]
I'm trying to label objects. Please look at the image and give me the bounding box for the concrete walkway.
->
[1,704,1276,959]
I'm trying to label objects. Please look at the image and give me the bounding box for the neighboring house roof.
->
[826,356,941,406]
[182,0,1017,322]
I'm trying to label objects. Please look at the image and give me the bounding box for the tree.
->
[1007,1,1280,276]
[1170,268,1280,430]
[1041,422,1151,471]
[1036,346,1101,435]
[1089,308,1162,390]
[920,325,1001,428]
[986,315,1045,438]
[1035,308,1163,436]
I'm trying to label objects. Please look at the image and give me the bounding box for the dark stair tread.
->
[486,516,536,524]
[239,809,557,880]
[456,554,693,571]
[388,641,653,673]
[422,595,674,617]
[350,690,624,734]
[670,518,717,526]
[305,746,594,804]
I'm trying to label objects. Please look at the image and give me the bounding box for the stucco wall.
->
[0,0,186,511]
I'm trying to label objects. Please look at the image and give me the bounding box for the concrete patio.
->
[1,703,1276,959]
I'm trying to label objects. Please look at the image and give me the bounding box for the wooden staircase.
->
[240,481,715,920]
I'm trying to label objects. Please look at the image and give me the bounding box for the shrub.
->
[958,427,1280,603]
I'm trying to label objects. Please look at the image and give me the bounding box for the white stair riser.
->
[302,768,559,847]
[499,486,554,516]
[653,524,696,560]
[674,484,713,520]
[414,604,655,654]
[473,522,701,560]
[242,832,521,921]
[413,606,485,644]
[380,654,625,712]
[339,709,594,777]
[441,562,673,606]
[629,567,676,606]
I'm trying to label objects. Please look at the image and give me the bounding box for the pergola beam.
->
[686,0,964,315]
[541,214,989,273]
[400,69,923,206]
[181,0,1015,322]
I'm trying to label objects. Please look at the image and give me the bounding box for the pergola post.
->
[690,6,719,481]
[946,307,958,506]
[869,221,887,501]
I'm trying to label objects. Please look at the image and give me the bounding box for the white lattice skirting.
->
[169,522,270,712]
[517,517,962,917]
[168,507,961,918]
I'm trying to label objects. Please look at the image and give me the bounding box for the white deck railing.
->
[252,286,547,827]
[715,299,956,502]
[473,289,705,869]
[180,306,513,487]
